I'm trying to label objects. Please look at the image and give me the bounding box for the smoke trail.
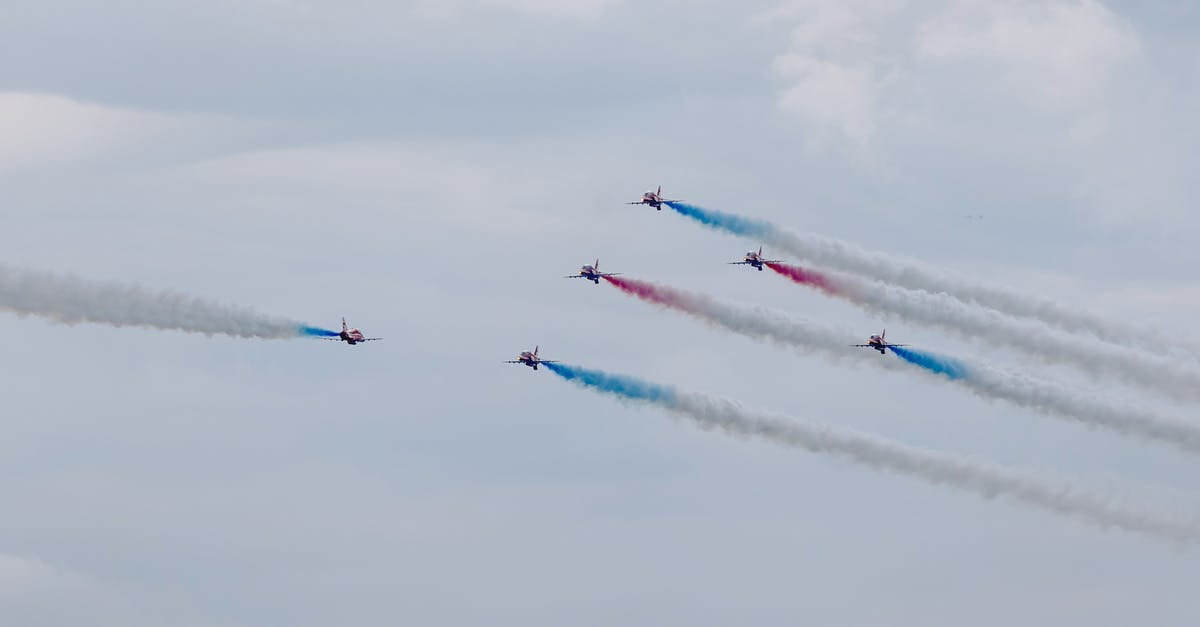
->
[667,201,1182,356]
[602,275,1200,455]
[544,361,1200,543]
[889,346,970,380]
[604,275,850,355]
[762,261,838,295]
[0,264,336,339]
[543,361,677,403]
[299,326,340,338]
[765,261,1200,402]
[663,201,774,240]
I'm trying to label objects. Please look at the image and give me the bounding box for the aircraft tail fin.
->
[657,185,662,196]
[594,259,599,272]
[758,245,763,256]
[534,345,539,359]
[342,317,348,332]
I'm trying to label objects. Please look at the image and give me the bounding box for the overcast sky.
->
[2,1,1199,625]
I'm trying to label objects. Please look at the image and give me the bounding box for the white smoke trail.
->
[755,228,1190,355]
[670,202,1187,356]
[0,264,314,339]
[608,277,1200,456]
[667,390,1200,543]
[814,269,1200,403]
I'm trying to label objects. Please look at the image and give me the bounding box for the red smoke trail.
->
[764,262,839,295]
[602,275,686,307]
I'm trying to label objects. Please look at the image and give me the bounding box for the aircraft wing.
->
[764,259,784,264]
[503,360,524,363]
[727,261,750,265]
[360,338,383,341]
[599,273,621,277]
[625,201,645,205]
[539,359,559,363]
[563,274,585,278]
[320,337,342,341]
[851,344,874,347]
[887,343,908,347]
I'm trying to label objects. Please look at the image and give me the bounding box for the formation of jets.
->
[507,187,922,365]
[853,330,907,355]
[564,259,620,285]
[322,318,383,345]
[727,246,781,271]
[324,186,912,355]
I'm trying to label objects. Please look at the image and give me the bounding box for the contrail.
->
[602,275,1200,455]
[666,201,1185,356]
[543,361,1200,543]
[0,264,337,339]
[765,261,1200,402]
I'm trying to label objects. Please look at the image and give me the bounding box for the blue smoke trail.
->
[890,346,970,380]
[538,360,1200,542]
[543,362,678,405]
[298,326,339,337]
[663,201,774,240]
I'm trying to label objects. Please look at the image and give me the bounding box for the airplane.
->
[505,345,557,370]
[853,329,907,355]
[323,318,383,345]
[564,259,620,285]
[626,185,679,210]
[727,246,782,271]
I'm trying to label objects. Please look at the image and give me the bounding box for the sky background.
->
[1,0,1199,625]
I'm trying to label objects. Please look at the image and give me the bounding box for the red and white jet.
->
[727,246,782,271]
[564,259,620,284]
[853,329,907,355]
[324,318,383,345]
[626,185,679,210]
[505,345,557,370]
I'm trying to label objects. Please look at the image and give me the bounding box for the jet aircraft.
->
[505,345,557,370]
[564,259,620,284]
[727,246,782,271]
[323,318,383,345]
[853,329,907,355]
[626,185,679,210]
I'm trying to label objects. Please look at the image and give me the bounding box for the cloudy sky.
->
[2,0,1199,624]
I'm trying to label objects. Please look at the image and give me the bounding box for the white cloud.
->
[0,93,160,171]
[762,1,1200,224]
[917,0,1141,112]
[772,56,881,143]
[0,553,168,627]
[0,553,73,593]
[768,0,1142,139]
[0,92,254,174]
[767,1,903,144]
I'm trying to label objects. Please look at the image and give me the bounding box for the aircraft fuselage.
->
[635,194,664,209]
